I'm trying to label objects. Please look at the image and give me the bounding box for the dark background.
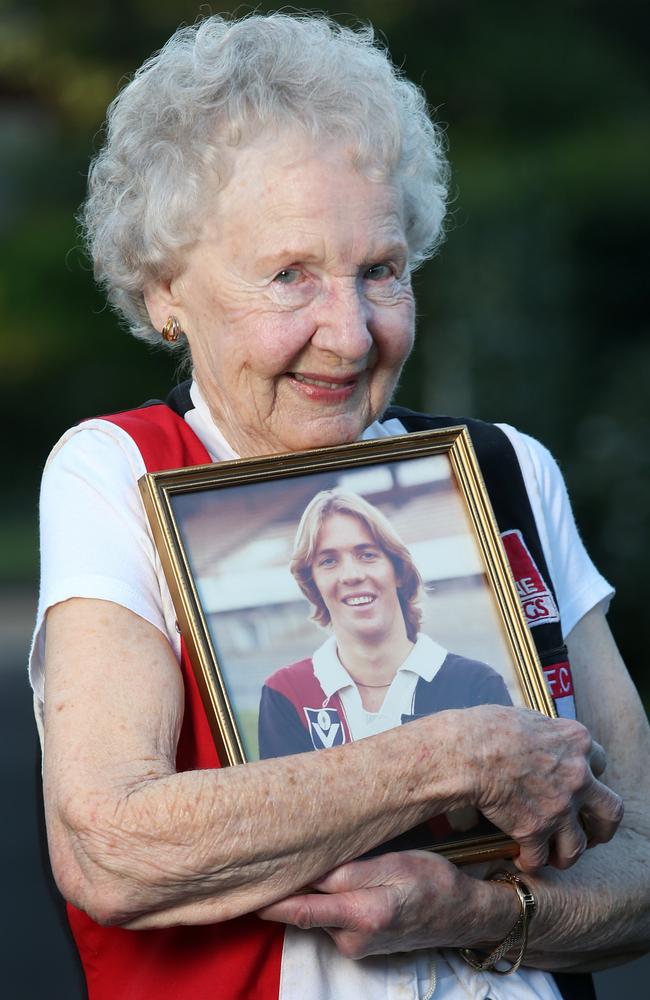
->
[1,1,648,995]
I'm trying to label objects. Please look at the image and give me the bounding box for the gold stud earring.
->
[161,316,183,343]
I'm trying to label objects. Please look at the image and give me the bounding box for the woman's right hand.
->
[451,704,623,872]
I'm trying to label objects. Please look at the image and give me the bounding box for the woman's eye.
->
[274,268,302,285]
[317,556,336,568]
[360,549,379,561]
[364,263,393,281]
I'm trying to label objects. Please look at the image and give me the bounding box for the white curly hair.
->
[81,12,450,348]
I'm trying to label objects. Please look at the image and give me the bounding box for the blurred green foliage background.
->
[1,0,648,701]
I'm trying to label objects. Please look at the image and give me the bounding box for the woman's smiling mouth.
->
[288,371,362,401]
[292,372,358,389]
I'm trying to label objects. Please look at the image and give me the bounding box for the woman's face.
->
[311,512,405,643]
[147,134,415,457]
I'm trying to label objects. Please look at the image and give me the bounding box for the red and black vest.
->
[62,383,593,1000]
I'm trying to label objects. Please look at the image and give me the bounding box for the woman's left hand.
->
[259,609,650,970]
[257,851,517,959]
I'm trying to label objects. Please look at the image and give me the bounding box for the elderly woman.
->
[31,12,648,1000]
[259,488,512,762]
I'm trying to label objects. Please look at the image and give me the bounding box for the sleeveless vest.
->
[63,384,593,1000]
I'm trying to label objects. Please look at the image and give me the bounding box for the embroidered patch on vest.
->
[544,660,574,700]
[304,707,346,749]
[501,529,560,627]
[543,660,577,719]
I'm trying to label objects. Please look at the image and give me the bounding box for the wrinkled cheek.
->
[385,301,416,368]
[384,326,415,377]
[402,304,417,356]
[253,319,315,374]
[398,329,415,367]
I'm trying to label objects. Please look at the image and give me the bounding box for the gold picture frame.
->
[139,426,555,864]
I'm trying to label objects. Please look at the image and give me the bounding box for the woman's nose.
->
[310,282,374,362]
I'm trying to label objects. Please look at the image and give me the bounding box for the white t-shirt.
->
[30,380,613,1000]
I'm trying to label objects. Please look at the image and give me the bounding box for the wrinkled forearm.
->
[50,716,463,929]
[520,607,650,971]
[522,809,650,972]
[45,599,467,929]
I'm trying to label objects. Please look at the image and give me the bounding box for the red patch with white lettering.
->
[501,529,560,628]
[543,661,574,700]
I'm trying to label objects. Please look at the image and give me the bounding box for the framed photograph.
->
[139,426,555,864]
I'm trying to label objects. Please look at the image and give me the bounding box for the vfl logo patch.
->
[304,707,345,750]
[501,529,560,628]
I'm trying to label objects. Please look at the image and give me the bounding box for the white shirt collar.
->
[186,380,240,462]
[312,632,449,700]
